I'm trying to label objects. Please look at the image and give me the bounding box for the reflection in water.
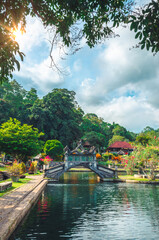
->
[60,171,100,184]
[10,172,159,240]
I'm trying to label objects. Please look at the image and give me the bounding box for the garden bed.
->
[0,178,32,197]
[118,175,159,182]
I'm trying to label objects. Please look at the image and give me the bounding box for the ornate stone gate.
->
[45,141,115,180]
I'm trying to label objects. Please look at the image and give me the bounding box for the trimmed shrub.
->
[44,140,64,159]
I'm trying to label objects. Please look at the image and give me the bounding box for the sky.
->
[13,1,159,134]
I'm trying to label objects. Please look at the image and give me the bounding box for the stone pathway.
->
[0,175,48,240]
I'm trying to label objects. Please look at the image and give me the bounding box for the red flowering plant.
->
[121,154,137,175]
[127,143,159,179]
[40,155,53,165]
[139,145,159,180]
[150,135,159,146]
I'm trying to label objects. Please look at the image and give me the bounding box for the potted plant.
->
[7,161,23,182]
[19,162,26,178]
[28,161,38,174]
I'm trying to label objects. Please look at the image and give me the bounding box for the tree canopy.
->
[108,135,126,146]
[0,82,84,147]
[0,0,158,82]
[30,88,84,146]
[0,118,44,162]
[129,0,159,53]
[43,139,64,159]
[136,133,151,146]
[81,114,136,150]
[82,131,106,151]
[1,81,159,152]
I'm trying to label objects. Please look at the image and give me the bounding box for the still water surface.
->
[10,172,159,240]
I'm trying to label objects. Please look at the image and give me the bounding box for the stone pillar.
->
[65,153,68,162]
[115,165,118,179]
[65,161,68,170]
[93,161,97,168]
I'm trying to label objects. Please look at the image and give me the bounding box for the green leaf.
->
[135,32,141,39]
[15,60,20,71]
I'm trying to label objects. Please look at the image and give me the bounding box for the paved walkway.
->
[0,175,48,240]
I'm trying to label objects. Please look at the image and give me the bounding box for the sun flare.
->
[12,25,24,43]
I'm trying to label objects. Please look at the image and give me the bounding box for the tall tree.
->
[112,124,136,141]
[81,114,103,133]
[136,133,151,146]
[24,88,38,107]
[108,135,126,146]
[30,88,83,146]
[0,80,26,124]
[81,113,113,147]
[0,99,12,124]
[82,131,106,152]
[0,118,44,162]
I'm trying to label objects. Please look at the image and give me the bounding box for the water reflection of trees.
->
[117,184,159,231]
[44,181,159,237]
[11,173,159,239]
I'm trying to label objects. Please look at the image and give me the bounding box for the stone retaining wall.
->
[103,178,159,184]
[0,177,48,240]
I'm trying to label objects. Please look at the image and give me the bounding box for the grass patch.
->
[25,170,43,176]
[118,175,159,182]
[0,168,43,175]
[0,166,7,171]
[0,178,31,197]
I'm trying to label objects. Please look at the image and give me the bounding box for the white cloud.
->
[14,17,69,93]
[13,12,159,132]
[18,16,50,54]
[76,26,159,132]
[14,56,65,93]
[95,27,159,95]
[79,95,159,133]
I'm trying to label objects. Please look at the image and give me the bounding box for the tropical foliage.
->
[133,144,159,180]
[7,160,23,176]
[121,135,159,179]
[129,0,159,53]
[81,114,136,150]
[0,81,137,149]
[43,140,64,159]
[122,155,136,175]
[0,118,44,162]
[1,81,159,160]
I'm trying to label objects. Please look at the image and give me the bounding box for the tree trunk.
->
[150,169,155,180]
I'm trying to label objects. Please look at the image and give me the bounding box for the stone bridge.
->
[45,162,115,180]
[45,141,116,180]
